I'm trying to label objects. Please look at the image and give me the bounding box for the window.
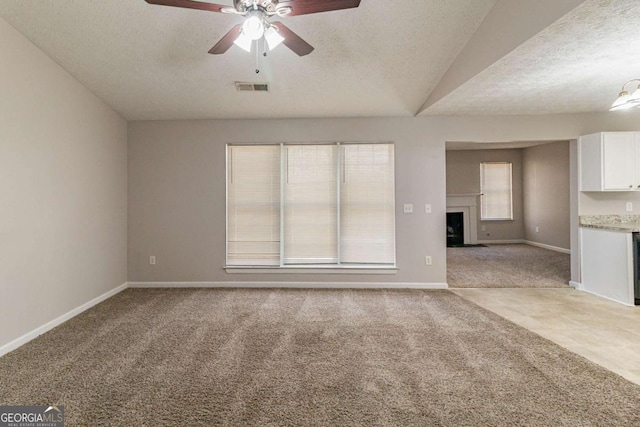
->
[226,143,395,267]
[226,145,280,266]
[480,162,513,220]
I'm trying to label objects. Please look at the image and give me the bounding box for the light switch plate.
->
[403,204,414,214]
[425,204,432,213]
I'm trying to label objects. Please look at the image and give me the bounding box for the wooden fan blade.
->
[144,0,227,13]
[209,24,243,54]
[272,22,314,56]
[277,0,360,16]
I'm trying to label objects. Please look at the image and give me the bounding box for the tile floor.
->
[451,287,640,386]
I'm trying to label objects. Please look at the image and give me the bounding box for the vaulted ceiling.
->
[1,0,639,120]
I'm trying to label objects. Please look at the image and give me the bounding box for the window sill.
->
[224,265,398,275]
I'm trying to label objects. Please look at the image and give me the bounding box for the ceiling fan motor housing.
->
[234,0,278,14]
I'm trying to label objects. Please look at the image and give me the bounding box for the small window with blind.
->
[480,162,513,220]
[226,143,396,268]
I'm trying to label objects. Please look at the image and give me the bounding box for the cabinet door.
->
[581,228,634,305]
[603,132,635,190]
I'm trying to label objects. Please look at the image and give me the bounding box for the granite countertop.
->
[579,215,640,232]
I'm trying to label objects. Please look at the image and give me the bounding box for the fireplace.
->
[447,212,464,246]
[446,194,480,245]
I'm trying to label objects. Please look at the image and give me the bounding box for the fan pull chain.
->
[254,38,269,74]
[255,40,260,74]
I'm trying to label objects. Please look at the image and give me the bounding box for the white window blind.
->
[226,143,395,266]
[480,162,513,220]
[284,145,338,264]
[340,144,395,264]
[227,145,280,265]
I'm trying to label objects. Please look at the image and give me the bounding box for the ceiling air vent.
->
[235,82,269,92]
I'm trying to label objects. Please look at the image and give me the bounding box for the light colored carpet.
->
[447,244,571,288]
[1,288,639,426]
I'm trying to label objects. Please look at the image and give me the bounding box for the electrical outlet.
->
[425,256,432,266]
[627,202,633,212]
[403,204,414,214]
[425,204,432,214]
[481,225,486,231]
[535,226,539,233]
[150,256,156,265]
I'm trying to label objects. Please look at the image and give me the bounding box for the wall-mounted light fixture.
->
[611,79,640,111]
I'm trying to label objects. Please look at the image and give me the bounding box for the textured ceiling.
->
[424,0,640,115]
[3,0,636,120]
[0,0,496,120]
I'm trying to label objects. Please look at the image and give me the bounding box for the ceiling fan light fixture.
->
[610,91,631,111]
[628,85,640,103]
[242,14,265,40]
[144,0,362,57]
[233,32,253,52]
[264,26,284,50]
[611,79,640,111]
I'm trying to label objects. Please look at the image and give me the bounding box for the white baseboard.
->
[524,240,571,254]
[477,239,525,244]
[474,239,571,255]
[127,281,448,290]
[0,282,128,357]
[577,287,635,307]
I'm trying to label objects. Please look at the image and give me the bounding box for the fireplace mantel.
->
[446,194,481,244]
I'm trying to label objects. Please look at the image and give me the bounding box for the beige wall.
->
[522,141,570,250]
[446,149,524,241]
[0,18,127,349]
[579,191,640,215]
[128,118,448,285]
[128,113,640,285]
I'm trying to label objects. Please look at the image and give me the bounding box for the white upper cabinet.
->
[579,132,640,191]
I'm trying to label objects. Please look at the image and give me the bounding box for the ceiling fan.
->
[144,0,361,56]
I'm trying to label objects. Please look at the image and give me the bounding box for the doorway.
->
[445,140,571,288]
